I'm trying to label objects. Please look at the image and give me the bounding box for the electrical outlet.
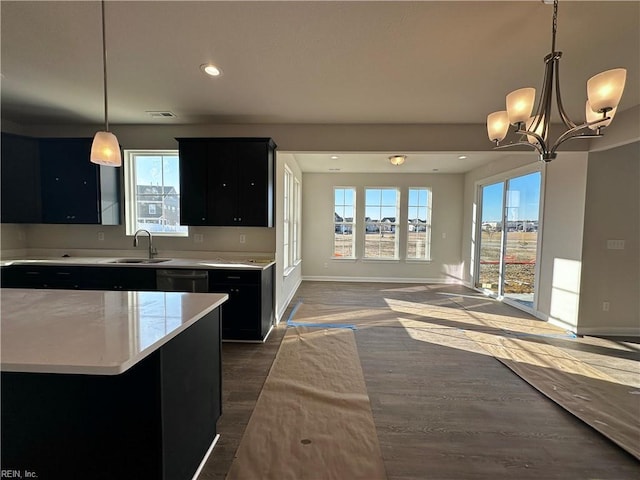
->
[194,234,204,243]
[239,234,246,244]
[602,301,610,312]
[97,232,105,241]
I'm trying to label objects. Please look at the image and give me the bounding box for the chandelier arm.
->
[494,139,544,157]
[549,118,610,153]
[553,58,577,129]
[516,127,548,153]
[529,54,555,142]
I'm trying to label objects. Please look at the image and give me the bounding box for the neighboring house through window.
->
[407,187,432,261]
[334,187,356,258]
[124,150,188,236]
[364,188,399,259]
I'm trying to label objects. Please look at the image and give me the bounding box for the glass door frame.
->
[473,163,546,315]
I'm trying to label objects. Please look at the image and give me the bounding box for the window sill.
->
[362,258,400,263]
[283,265,296,277]
[405,258,432,264]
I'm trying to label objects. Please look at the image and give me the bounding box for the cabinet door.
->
[179,140,209,225]
[208,141,238,225]
[236,141,272,226]
[1,133,42,223]
[212,283,261,340]
[40,138,101,224]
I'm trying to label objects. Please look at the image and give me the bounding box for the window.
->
[407,188,432,260]
[293,177,301,263]
[364,188,399,259]
[284,168,302,272]
[334,187,356,258]
[283,167,292,270]
[124,150,188,236]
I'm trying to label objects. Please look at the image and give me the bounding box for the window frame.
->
[123,150,188,237]
[333,187,356,259]
[283,167,292,271]
[363,187,400,260]
[406,187,433,261]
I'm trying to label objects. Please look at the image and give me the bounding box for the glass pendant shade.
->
[586,100,616,130]
[91,131,122,166]
[506,88,536,125]
[525,115,545,146]
[487,111,509,142]
[587,68,626,113]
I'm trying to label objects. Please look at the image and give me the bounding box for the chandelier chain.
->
[551,0,558,53]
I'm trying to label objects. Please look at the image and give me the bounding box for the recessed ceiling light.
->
[458,155,467,160]
[200,63,222,77]
[432,168,439,172]
[329,168,341,171]
[330,155,339,160]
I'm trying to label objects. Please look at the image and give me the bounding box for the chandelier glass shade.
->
[487,0,626,162]
[91,0,121,167]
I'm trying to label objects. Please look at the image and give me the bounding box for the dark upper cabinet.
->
[1,133,42,223]
[39,138,120,225]
[178,138,275,227]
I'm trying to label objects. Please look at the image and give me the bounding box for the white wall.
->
[301,172,464,282]
[578,142,640,336]
[537,154,589,332]
[275,153,303,322]
[461,152,590,332]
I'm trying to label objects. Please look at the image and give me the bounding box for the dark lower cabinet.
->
[1,265,157,291]
[1,308,222,480]
[1,263,274,342]
[209,266,274,341]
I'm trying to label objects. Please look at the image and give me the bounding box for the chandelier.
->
[487,0,626,162]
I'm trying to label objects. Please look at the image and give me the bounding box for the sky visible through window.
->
[135,155,180,192]
[482,172,541,222]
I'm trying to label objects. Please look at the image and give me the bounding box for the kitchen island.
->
[1,288,228,479]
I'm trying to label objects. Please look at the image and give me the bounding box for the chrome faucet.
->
[133,229,158,259]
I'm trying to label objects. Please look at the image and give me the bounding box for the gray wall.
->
[579,142,640,335]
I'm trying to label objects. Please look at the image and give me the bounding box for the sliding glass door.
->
[476,182,504,295]
[475,171,542,308]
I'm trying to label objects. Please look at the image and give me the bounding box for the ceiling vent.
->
[146,111,176,119]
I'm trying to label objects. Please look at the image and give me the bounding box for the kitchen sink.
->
[109,258,171,264]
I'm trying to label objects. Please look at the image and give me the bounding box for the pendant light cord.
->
[101,0,109,132]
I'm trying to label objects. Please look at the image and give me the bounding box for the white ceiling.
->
[1,1,638,173]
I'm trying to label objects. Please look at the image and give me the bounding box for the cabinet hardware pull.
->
[227,276,241,279]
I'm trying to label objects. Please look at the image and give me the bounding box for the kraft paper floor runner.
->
[226,326,387,480]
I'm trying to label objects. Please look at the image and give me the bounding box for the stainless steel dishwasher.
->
[156,269,209,292]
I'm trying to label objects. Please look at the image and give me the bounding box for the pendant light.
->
[486,0,626,162]
[91,0,121,166]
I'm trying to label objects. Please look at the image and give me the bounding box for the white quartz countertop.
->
[1,289,228,375]
[1,256,275,270]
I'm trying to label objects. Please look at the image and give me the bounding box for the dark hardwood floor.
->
[200,281,639,479]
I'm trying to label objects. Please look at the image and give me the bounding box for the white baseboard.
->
[302,275,464,284]
[275,276,302,324]
[576,327,640,337]
[193,433,220,480]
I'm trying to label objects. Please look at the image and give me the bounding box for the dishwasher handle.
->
[156,270,209,279]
